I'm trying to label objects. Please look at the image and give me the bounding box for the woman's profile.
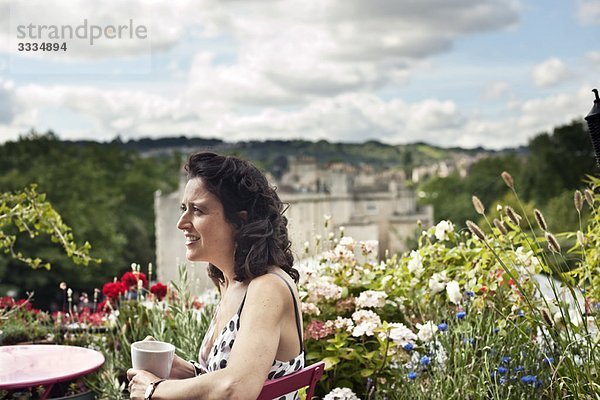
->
[127,152,304,400]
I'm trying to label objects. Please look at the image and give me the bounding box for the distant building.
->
[155,156,433,293]
[279,157,432,260]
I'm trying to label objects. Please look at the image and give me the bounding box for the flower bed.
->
[297,174,600,399]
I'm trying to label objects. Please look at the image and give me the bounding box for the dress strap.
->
[269,272,304,353]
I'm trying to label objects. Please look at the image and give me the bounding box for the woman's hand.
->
[169,354,197,379]
[127,368,159,400]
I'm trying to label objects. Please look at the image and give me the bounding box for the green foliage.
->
[419,120,596,227]
[0,184,97,269]
[0,131,180,307]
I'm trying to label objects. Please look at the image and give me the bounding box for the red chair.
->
[256,361,325,400]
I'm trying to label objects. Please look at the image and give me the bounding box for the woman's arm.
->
[128,274,290,400]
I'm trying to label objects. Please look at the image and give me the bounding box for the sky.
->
[0,0,598,149]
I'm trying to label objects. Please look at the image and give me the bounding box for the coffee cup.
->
[131,340,176,378]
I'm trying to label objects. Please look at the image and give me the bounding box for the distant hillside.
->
[72,136,521,175]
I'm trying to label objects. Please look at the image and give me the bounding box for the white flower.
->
[416,321,438,342]
[362,240,378,254]
[306,278,343,302]
[446,281,462,304]
[326,317,354,333]
[325,244,356,263]
[514,247,541,275]
[301,302,321,316]
[387,322,418,345]
[407,250,424,277]
[434,345,448,367]
[323,387,361,400]
[429,272,448,294]
[351,310,381,337]
[356,290,387,308]
[435,220,454,241]
[339,236,355,247]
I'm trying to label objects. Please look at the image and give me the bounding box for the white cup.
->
[131,340,176,379]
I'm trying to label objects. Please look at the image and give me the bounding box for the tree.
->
[0,185,97,269]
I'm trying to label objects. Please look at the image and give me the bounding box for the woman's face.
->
[176,177,236,265]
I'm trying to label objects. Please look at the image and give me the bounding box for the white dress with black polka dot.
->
[197,273,305,400]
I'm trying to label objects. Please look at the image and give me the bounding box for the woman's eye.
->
[180,205,187,213]
[193,207,203,214]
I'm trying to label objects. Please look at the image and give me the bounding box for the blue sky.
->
[0,0,598,149]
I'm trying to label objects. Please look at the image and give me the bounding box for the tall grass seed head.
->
[501,171,514,190]
[544,231,561,253]
[466,220,486,240]
[577,230,586,247]
[574,190,583,212]
[584,189,594,208]
[472,195,485,215]
[505,206,521,226]
[493,218,508,235]
[533,208,547,231]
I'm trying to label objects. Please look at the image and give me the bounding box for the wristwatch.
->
[144,378,166,400]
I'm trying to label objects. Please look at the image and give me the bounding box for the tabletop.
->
[0,344,105,390]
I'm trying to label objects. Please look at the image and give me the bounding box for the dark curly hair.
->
[185,152,298,284]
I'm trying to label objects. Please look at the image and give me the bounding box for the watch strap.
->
[144,378,166,400]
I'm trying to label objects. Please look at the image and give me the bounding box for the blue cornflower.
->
[465,290,475,297]
[536,379,543,389]
[501,356,511,364]
[437,322,448,332]
[462,337,475,346]
[493,328,500,334]
[497,366,508,374]
[514,366,524,372]
[403,343,414,351]
[408,371,417,380]
[543,357,554,364]
[517,310,525,317]
[456,311,467,319]
[420,356,430,366]
[521,375,536,384]
[499,376,508,385]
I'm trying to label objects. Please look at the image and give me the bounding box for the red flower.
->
[97,299,114,314]
[192,297,204,310]
[16,298,33,311]
[121,272,148,289]
[150,282,168,301]
[0,296,15,309]
[102,281,126,300]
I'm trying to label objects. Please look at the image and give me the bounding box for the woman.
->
[127,152,304,400]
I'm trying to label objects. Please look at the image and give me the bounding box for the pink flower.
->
[306,320,335,340]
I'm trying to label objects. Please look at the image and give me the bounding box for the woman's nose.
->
[177,212,190,230]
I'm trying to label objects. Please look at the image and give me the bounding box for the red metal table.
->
[0,344,105,399]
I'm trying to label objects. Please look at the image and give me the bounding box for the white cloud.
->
[188,0,519,103]
[576,0,600,24]
[532,58,571,87]
[1,80,593,149]
[482,81,511,100]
